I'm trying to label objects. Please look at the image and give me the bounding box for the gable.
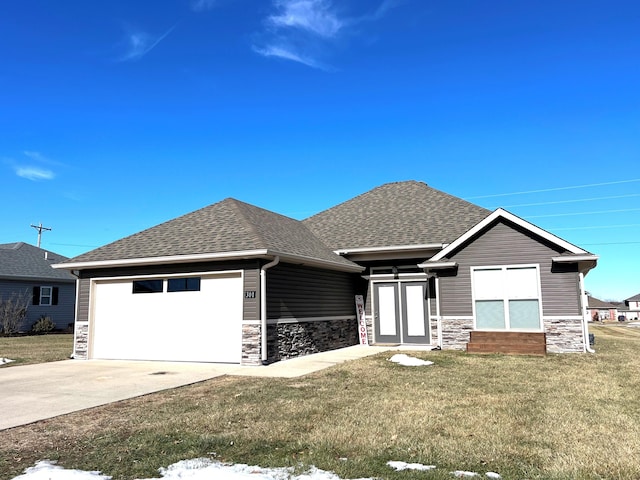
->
[447,219,568,264]
[435,220,582,318]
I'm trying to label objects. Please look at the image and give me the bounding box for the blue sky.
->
[1,0,639,301]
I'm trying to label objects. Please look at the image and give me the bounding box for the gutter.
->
[260,256,280,363]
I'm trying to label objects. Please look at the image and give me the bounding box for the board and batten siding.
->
[439,220,581,317]
[266,263,356,319]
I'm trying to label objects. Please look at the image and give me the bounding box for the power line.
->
[581,241,640,246]
[465,178,640,200]
[526,207,640,219]
[496,193,640,209]
[553,223,640,231]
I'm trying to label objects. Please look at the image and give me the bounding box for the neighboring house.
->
[586,295,619,322]
[0,242,76,331]
[54,181,598,364]
[624,293,640,321]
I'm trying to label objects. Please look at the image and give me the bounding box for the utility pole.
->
[30,222,52,248]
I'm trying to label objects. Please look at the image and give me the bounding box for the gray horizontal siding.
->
[267,263,356,319]
[440,220,581,317]
[243,268,259,321]
[0,280,75,331]
[77,278,90,323]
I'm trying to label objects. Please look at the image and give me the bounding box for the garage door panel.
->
[92,273,243,363]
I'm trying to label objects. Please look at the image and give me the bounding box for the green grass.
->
[0,333,73,366]
[2,325,640,479]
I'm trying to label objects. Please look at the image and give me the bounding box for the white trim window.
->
[472,265,542,330]
[40,286,53,306]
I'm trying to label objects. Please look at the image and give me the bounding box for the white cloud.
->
[15,167,55,181]
[23,150,48,162]
[254,0,400,69]
[252,44,327,70]
[118,24,176,62]
[191,0,217,12]
[268,0,344,38]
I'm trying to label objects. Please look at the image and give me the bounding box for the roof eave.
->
[417,261,458,270]
[272,251,364,273]
[53,250,272,270]
[0,274,75,283]
[552,254,598,275]
[53,249,364,273]
[335,243,446,255]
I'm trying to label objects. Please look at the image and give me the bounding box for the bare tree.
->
[0,290,30,335]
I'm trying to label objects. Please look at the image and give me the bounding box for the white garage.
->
[90,271,243,363]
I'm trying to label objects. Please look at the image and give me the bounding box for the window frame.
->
[471,264,543,331]
[132,279,164,294]
[167,277,201,293]
[40,286,53,306]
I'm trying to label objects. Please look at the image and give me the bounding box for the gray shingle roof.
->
[64,198,359,270]
[587,295,618,309]
[0,242,75,282]
[303,181,491,250]
[626,293,640,302]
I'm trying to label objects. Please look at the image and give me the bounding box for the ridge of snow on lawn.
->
[1,357,15,365]
[13,459,502,480]
[12,459,373,480]
[388,353,434,366]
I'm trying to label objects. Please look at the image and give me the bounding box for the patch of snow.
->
[1,357,15,365]
[452,471,479,477]
[388,353,434,367]
[12,460,110,479]
[387,461,436,471]
[12,459,376,480]
[485,473,501,479]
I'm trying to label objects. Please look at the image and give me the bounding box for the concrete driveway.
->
[0,345,392,431]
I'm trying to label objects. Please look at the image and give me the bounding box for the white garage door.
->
[91,272,243,363]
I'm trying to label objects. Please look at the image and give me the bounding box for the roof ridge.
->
[225,198,278,249]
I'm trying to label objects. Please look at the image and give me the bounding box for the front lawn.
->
[1,325,639,479]
[0,333,73,367]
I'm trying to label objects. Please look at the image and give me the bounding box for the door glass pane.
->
[509,300,540,329]
[476,300,505,329]
[405,284,426,337]
[378,286,397,336]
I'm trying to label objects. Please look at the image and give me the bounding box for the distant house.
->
[55,181,598,364]
[586,295,619,322]
[624,293,640,321]
[0,242,76,332]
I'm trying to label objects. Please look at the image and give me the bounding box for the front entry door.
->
[374,282,430,344]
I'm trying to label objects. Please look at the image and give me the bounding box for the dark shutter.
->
[33,286,40,305]
[52,287,59,305]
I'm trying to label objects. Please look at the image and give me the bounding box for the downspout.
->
[260,256,280,364]
[579,272,595,353]
[70,271,80,359]
[435,276,443,349]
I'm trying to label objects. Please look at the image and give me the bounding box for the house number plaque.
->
[244,291,256,299]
